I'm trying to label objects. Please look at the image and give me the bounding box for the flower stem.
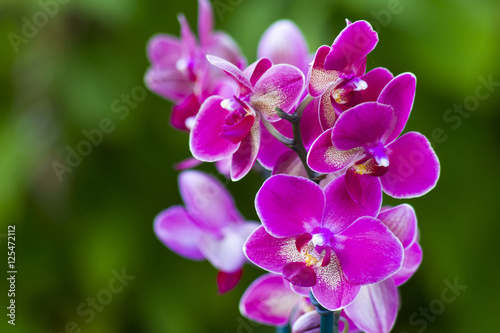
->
[274,95,325,184]
[309,292,340,333]
[275,324,291,333]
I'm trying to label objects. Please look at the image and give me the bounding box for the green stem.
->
[275,324,290,333]
[310,292,340,333]
[272,95,325,184]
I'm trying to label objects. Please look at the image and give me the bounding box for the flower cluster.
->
[147,1,439,332]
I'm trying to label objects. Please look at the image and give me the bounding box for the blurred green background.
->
[1,0,499,332]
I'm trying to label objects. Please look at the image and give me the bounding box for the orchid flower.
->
[145,0,245,131]
[189,56,304,180]
[308,73,440,200]
[308,20,393,129]
[154,170,259,293]
[244,174,403,310]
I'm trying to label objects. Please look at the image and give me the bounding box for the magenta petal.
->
[381,132,440,198]
[153,206,204,260]
[197,0,213,48]
[179,170,242,231]
[240,273,301,326]
[207,32,246,70]
[318,89,337,130]
[378,204,417,249]
[174,157,203,171]
[230,113,260,181]
[322,174,381,234]
[244,58,273,87]
[258,120,292,170]
[324,21,378,72]
[332,102,395,150]
[178,14,197,56]
[283,262,317,287]
[307,129,361,173]
[244,227,302,274]
[217,269,242,294]
[308,45,342,97]
[199,222,259,272]
[207,55,252,93]
[145,67,193,101]
[358,67,394,102]
[333,216,403,285]
[147,34,182,67]
[311,253,361,311]
[171,94,200,131]
[190,96,240,162]
[393,242,423,286]
[301,97,324,148]
[378,73,417,143]
[251,64,305,121]
[255,175,324,237]
[220,109,255,143]
[344,278,399,333]
[257,20,309,75]
[292,310,321,333]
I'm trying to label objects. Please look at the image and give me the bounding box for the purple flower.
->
[308,73,440,199]
[189,56,304,180]
[154,170,258,293]
[344,204,422,333]
[308,20,393,129]
[244,174,403,310]
[145,0,245,131]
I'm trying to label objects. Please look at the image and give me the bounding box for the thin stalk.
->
[310,292,340,333]
[270,95,325,184]
[275,324,291,333]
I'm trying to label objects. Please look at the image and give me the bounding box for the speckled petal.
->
[308,46,342,97]
[255,175,324,237]
[154,206,205,260]
[381,132,440,198]
[189,96,240,161]
[307,129,361,173]
[378,73,416,143]
[322,174,381,234]
[332,102,395,150]
[251,64,305,121]
[324,21,378,72]
[378,204,417,249]
[344,278,398,333]
[240,273,301,326]
[333,216,403,285]
[311,252,361,311]
[244,226,303,274]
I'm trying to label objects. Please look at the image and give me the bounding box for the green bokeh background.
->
[1,0,499,332]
